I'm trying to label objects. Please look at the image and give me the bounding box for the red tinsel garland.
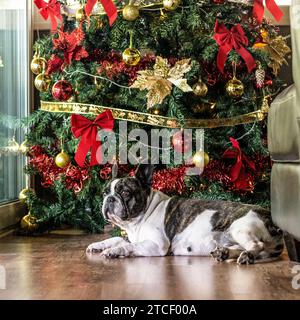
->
[28,146,270,196]
[152,166,187,195]
[97,51,156,85]
[28,146,89,193]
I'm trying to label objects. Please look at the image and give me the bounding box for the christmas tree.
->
[20,0,290,233]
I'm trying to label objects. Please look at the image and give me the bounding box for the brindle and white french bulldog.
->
[86,164,283,264]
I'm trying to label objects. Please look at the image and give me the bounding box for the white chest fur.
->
[125,191,171,254]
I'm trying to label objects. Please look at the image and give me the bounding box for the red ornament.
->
[52,80,73,101]
[264,79,273,86]
[212,0,225,4]
[172,130,192,154]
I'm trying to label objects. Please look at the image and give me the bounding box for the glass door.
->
[0,0,30,226]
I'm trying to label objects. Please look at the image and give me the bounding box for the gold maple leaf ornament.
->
[253,30,291,75]
[131,56,193,109]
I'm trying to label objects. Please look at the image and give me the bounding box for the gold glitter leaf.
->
[131,56,192,109]
[253,34,291,75]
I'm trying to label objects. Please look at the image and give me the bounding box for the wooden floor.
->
[0,232,299,300]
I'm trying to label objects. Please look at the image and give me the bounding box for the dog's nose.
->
[108,196,115,203]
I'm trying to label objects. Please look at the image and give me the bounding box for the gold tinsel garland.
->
[40,100,267,129]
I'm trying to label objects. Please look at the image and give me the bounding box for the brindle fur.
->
[165,197,282,243]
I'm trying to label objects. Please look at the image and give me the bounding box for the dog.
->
[86,164,283,264]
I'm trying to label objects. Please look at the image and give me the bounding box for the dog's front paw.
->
[237,251,254,265]
[100,247,129,259]
[210,246,229,262]
[86,242,107,254]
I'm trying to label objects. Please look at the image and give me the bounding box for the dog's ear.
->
[135,164,155,187]
[111,162,118,180]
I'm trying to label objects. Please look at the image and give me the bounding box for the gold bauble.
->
[75,7,85,22]
[149,106,162,115]
[55,151,71,168]
[122,4,140,21]
[18,188,34,204]
[21,213,38,231]
[225,76,244,98]
[163,0,180,11]
[192,151,210,168]
[34,73,51,92]
[19,140,29,154]
[30,57,47,75]
[7,137,20,153]
[120,229,127,238]
[192,79,208,97]
[122,47,141,66]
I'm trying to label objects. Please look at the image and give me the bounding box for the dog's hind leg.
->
[230,229,265,264]
[211,244,243,262]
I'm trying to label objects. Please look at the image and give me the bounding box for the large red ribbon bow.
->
[253,0,283,24]
[85,0,118,26]
[34,0,62,31]
[71,110,114,167]
[223,138,256,191]
[213,21,256,73]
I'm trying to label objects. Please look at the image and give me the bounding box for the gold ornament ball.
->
[18,188,34,204]
[163,0,180,11]
[192,79,208,97]
[122,4,140,21]
[122,47,141,66]
[225,77,244,98]
[21,213,38,231]
[120,229,127,238]
[7,137,20,153]
[149,106,162,115]
[192,151,210,168]
[75,7,85,22]
[34,73,51,92]
[30,57,47,75]
[19,140,29,154]
[55,151,71,168]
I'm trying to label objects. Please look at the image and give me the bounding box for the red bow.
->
[253,0,283,24]
[85,0,118,26]
[34,0,62,31]
[71,110,114,167]
[213,21,256,73]
[223,138,255,191]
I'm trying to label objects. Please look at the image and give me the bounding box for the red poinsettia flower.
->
[52,25,89,65]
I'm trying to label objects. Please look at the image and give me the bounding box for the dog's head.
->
[102,164,155,224]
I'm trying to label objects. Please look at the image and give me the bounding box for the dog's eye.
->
[121,190,130,197]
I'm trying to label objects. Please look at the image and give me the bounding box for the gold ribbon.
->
[40,100,266,129]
